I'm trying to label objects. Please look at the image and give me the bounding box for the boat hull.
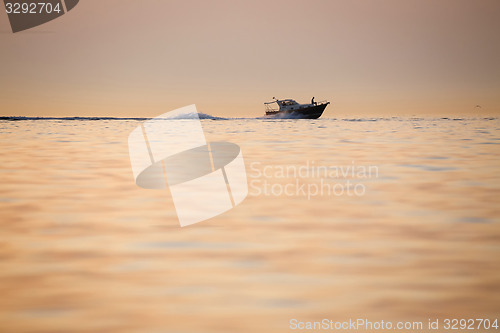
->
[265,103,329,119]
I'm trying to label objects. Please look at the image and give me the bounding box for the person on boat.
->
[311,97,317,106]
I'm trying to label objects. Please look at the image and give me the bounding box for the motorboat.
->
[264,97,329,119]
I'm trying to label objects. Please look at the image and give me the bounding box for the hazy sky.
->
[1,0,499,117]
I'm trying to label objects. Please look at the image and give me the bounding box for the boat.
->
[264,97,330,119]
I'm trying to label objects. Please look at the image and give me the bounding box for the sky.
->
[1,0,499,118]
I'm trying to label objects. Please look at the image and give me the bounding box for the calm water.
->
[1,116,499,332]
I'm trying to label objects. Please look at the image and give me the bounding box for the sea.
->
[1,115,499,332]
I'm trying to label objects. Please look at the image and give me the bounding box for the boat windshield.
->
[280,100,297,106]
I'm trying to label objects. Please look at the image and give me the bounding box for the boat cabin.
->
[265,99,312,113]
